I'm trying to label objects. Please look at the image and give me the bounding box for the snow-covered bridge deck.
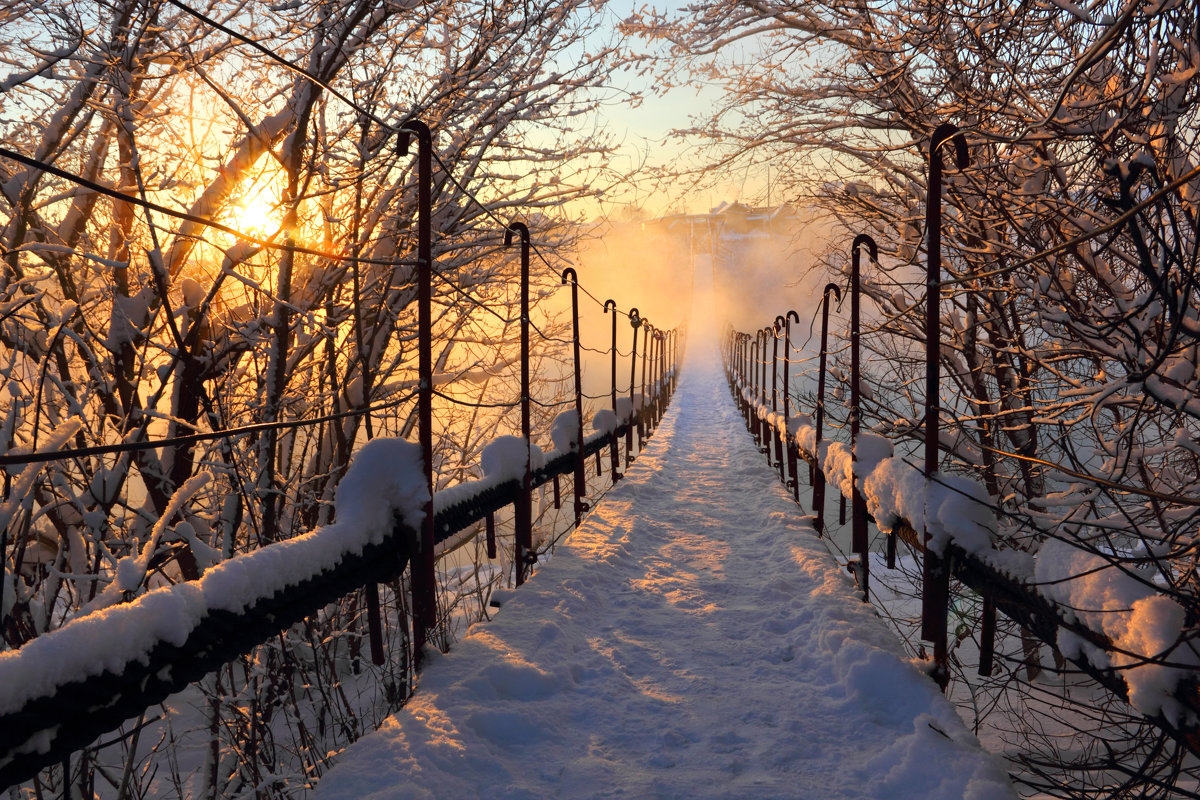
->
[315,347,1014,800]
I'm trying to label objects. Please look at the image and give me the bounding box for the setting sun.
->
[231,189,279,239]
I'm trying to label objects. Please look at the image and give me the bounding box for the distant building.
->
[640,203,821,326]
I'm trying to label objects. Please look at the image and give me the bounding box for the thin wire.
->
[431,389,519,410]
[0,146,416,269]
[0,390,419,466]
[532,396,576,410]
[182,0,654,326]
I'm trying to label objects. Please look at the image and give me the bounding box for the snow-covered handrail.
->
[0,379,676,789]
[0,439,427,786]
[721,333,1200,760]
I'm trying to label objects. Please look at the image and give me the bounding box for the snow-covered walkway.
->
[316,340,1015,800]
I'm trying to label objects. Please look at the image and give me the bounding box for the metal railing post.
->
[398,119,437,660]
[562,268,589,524]
[851,234,877,603]
[604,300,621,481]
[759,328,771,452]
[813,282,841,537]
[750,335,761,445]
[772,316,785,479]
[639,320,651,445]
[627,308,641,467]
[505,222,533,586]
[783,309,800,501]
[923,122,968,690]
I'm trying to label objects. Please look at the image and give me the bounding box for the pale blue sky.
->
[592,1,772,217]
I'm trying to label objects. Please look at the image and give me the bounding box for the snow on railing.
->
[722,329,1200,757]
[0,380,681,788]
[0,438,427,783]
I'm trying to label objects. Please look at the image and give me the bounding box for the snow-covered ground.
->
[315,331,1016,800]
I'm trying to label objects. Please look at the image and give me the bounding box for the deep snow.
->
[315,335,1015,800]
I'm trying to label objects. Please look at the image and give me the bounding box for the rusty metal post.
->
[784,309,801,501]
[750,335,761,444]
[364,583,384,665]
[731,331,740,408]
[657,331,667,419]
[562,268,589,524]
[636,320,648,445]
[505,222,533,586]
[669,328,675,394]
[604,300,621,481]
[398,119,437,661]
[646,326,658,431]
[772,316,785,479]
[851,234,877,603]
[979,595,996,676]
[604,299,618,411]
[742,332,751,422]
[736,332,745,417]
[923,122,968,690]
[627,308,641,467]
[731,331,738,385]
[639,321,651,440]
[656,331,665,421]
[813,283,842,535]
[673,328,679,390]
[732,331,740,406]
[759,328,771,452]
[648,329,658,427]
[748,328,758,434]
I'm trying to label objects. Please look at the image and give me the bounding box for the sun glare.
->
[232,191,279,239]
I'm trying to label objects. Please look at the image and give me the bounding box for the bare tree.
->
[628,0,1200,794]
[0,0,630,795]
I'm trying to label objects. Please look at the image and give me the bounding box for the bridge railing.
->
[721,322,1200,763]
[0,362,681,789]
[0,114,685,790]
